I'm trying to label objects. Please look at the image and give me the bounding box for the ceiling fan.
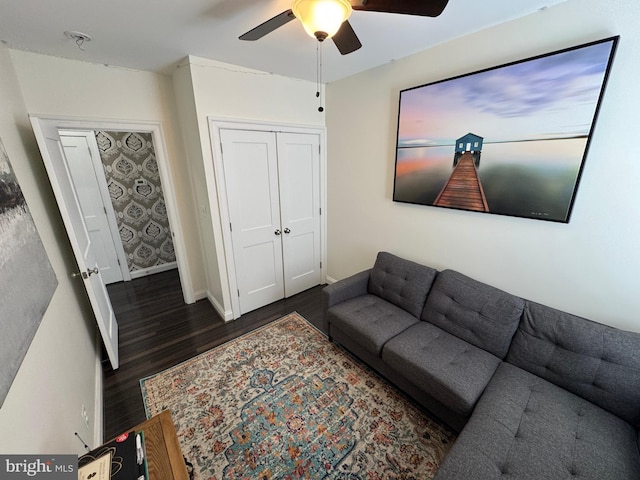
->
[239,0,450,55]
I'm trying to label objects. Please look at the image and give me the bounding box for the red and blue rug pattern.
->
[140,312,455,479]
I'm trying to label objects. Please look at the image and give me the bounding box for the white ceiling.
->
[0,0,567,83]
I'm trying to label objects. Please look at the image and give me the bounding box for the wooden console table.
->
[132,410,189,480]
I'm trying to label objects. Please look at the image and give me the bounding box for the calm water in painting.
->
[394,138,587,221]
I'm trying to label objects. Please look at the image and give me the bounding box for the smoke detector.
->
[64,30,92,51]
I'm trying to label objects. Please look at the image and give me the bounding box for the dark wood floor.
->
[103,269,325,440]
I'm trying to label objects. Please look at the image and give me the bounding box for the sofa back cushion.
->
[421,270,524,358]
[507,301,640,427]
[368,252,437,318]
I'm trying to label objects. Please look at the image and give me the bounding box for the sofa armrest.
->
[322,269,371,334]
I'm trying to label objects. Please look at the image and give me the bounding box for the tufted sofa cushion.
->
[421,270,525,358]
[434,363,640,480]
[507,301,640,427]
[368,251,438,318]
[326,294,420,355]
[382,322,501,415]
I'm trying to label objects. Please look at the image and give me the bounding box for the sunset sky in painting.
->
[397,40,615,147]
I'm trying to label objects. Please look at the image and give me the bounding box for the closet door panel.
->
[277,132,322,297]
[220,129,284,314]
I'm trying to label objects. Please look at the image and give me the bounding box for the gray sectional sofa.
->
[322,251,640,480]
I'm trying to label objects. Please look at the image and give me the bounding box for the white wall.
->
[325,0,640,333]
[8,50,206,298]
[174,56,325,317]
[0,45,101,452]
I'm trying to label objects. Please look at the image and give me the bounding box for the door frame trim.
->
[207,118,327,320]
[30,115,195,304]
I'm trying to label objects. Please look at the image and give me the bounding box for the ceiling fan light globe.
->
[292,0,352,40]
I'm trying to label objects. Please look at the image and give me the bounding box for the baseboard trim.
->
[93,332,104,447]
[325,276,338,285]
[130,262,177,279]
[193,289,208,301]
[208,292,234,322]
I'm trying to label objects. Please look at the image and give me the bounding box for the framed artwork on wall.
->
[393,36,619,222]
[0,138,57,406]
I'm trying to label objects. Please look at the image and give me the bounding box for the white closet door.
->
[277,132,322,296]
[220,129,285,314]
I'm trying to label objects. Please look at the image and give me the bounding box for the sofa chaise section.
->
[434,362,640,480]
[435,300,640,480]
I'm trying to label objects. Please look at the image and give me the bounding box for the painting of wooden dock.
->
[393,36,618,222]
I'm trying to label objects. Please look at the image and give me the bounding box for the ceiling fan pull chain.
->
[317,41,324,112]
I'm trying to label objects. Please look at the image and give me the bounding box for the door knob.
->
[274,229,281,236]
[283,228,291,234]
[71,267,99,279]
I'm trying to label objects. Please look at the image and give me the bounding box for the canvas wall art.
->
[0,137,57,407]
[393,36,618,222]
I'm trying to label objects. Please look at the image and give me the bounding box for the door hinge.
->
[230,222,233,232]
[103,206,107,215]
[320,261,323,269]
[319,207,322,216]
[237,289,240,297]
[117,258,121,266]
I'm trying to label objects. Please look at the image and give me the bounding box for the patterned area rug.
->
[140,312,455,479]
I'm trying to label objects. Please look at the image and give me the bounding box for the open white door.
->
[60,132,127,285]
[30,117,119,369]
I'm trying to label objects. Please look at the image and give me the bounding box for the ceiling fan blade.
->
[352,0,449,17]
[239,9,295,41]
[332,20,362,55]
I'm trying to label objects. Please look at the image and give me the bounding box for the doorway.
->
[60,129,180,284]
[31,117,194,370]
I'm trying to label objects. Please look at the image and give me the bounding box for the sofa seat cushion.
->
[381,322,501,416]
[327,294,419,356]
[422,269,524,358]
[435,363,640,480]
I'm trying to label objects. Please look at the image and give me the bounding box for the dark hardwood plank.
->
[103,269,325,440]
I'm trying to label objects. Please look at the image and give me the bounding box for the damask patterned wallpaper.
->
[95,130,176,273]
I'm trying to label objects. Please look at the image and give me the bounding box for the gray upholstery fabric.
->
[422,269,524,358]
[322,269,371,333]
[435,363,640,480]
[323,269,371,310]
[382,322,501,415]
[368,252,437,318]
[507,301,640,427]
[326,294,419,355]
